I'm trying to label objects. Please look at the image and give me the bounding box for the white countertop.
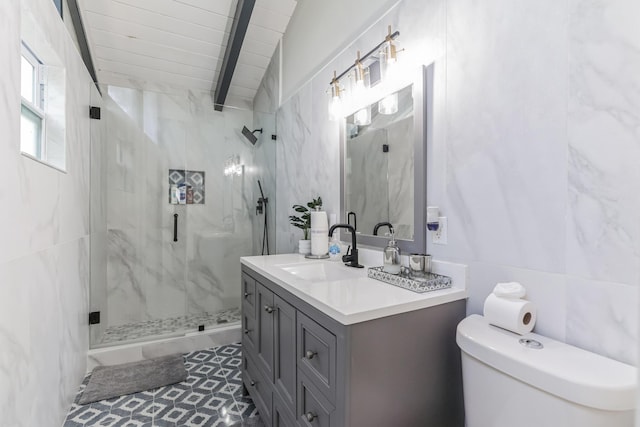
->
[240,253,468,325]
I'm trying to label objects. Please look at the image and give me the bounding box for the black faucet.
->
[328,224,364,268]
[347,211,357,231]
[373,221,394,236]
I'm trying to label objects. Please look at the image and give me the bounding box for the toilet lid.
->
[456,315,636,411]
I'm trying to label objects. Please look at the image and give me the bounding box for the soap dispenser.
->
[383,230,401,274]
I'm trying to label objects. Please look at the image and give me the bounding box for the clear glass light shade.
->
[378,92,398,115]
[350,65,370,105]
[380,40,399,84]
[354,106,371,126]
[327,84,343,121]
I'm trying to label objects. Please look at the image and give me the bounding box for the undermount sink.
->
[278,261,363,283]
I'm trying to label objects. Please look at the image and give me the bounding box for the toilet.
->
[456,315,636,427]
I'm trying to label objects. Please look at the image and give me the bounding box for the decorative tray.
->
[367,267,452,294]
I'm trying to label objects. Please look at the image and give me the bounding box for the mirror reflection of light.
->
[354,106,371,126]
[223,155,243,176]
[378,92,399,115]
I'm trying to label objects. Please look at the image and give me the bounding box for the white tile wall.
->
[0,1,93,425]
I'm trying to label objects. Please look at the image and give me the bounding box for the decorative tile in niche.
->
[169,169,206,204]
[169,169,185,185]
[186,170,204,187]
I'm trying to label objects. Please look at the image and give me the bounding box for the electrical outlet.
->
[432,216,447,244]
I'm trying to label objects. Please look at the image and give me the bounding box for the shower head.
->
[242,126,263,145]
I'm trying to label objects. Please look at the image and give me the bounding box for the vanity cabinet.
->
[241,264,466,427]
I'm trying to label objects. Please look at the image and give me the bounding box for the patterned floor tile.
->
[63,343,263,427]
[191,376,226,395]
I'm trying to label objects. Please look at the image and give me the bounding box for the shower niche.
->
[168,169,206,204]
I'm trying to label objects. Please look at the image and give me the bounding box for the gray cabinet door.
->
[273,391,296,427]
[242,273,256,315]
[243,352,272,424]
[274,295,296,413]
[256,282,275,382]
[242,310,256,358]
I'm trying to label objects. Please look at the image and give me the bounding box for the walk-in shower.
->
[89,87,275,352]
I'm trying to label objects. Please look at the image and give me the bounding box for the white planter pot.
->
[298,239,311,255]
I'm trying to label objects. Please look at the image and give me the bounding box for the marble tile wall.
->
[100,83,255,334]
[274,0,639,366]
[0,0,94,425]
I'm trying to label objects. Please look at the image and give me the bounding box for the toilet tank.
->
[456,315,636,427]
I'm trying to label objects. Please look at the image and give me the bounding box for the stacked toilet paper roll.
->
[310,210,328,256]
[483,282,536,335]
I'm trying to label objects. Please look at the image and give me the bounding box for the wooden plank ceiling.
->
[77,0,296,108]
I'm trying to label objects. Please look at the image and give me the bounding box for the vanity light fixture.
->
[380,25,401,83]
[326,26,400,121]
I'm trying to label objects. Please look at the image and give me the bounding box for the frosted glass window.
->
[20,37,66,171]
[21,55,35,103]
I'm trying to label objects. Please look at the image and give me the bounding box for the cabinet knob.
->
[244,329,251,334]
[244,292,250,297]
[305,350,317,360]
[250,380,256,387]
[305,412,317,422]
[264,305,274,313]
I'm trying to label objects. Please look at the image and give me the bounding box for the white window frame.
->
[20,43,46,160]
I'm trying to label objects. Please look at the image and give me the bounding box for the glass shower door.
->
[89,86,190,348]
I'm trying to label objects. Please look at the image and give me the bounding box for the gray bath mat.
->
[79,354,187,404]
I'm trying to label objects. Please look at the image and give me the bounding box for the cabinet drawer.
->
[243,352,272,423]
[242,311,256,356]
[242,273,256,315]
[297,370,335,427]
[297,313,337,403]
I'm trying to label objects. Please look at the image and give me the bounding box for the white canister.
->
[310,210,328,256]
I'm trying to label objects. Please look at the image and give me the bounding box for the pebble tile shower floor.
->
[64,343,259,426]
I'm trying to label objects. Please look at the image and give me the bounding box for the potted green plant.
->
[289,196,322,255]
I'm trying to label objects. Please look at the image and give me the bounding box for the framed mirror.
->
[340,63,433,253]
